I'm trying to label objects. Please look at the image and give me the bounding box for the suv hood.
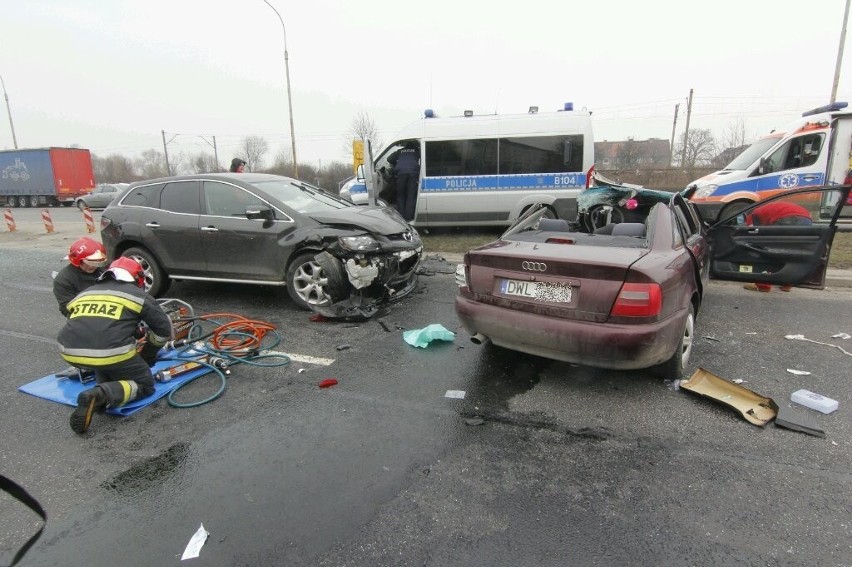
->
[310,206,409,234]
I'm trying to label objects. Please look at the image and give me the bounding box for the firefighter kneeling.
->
[58,257,173,435]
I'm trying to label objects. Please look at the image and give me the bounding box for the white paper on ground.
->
[181,523,210,560]
[445,390,466,399]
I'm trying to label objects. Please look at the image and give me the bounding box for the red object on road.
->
[318,379,338,389]
[309,313,328,322]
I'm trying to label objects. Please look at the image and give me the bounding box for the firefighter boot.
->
[70,385,107,434]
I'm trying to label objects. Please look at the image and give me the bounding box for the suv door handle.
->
[144,222,160,228]
[200,226,219,232]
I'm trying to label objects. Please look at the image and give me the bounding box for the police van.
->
[340,104,595,227]
[688,101,852,221]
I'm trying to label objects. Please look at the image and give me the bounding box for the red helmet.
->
[105,256,145,288]
[68,237,107,268]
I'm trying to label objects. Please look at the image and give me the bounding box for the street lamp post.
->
[263,0,298,178]
[0,74,19,149]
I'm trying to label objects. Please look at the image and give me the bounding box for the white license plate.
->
[499,279,573,303]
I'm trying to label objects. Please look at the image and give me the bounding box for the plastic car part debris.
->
[403,324,456,348]
[831,332,851,339]
[774,405,826,437]
[335,344,351,351]
[464,417,485,426]
[786,369,811,376]
[318,379,338,389]
[790,389,839,414]
[680,368,779,427]
[378,320,391,332]
[309,313,328,322]
[344,258,379,289]
[445,390,466,399]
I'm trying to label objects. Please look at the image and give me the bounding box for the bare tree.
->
[135,149,168,179]
[239,136,269,172]
[343,111,382,156]
[616,137,641,169]
[267,147,294,177]
[711,119,752,167]
[675,128,716,168]
[92,153,137,183]
[187,152,218,173]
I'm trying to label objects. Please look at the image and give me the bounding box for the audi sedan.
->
[455,183,850,379]
[100,173,422,318]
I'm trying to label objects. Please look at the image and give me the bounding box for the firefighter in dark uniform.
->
[58,257,173,435]
[53,237,108,316]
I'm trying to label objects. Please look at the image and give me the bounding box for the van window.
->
[424,135,584,177]
[756,133,825,175]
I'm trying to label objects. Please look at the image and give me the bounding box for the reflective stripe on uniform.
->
[146,331,170,346]
[117,380,137,405]
[67,291,144,314]
[59,343,137,367]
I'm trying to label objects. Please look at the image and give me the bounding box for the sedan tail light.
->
[610,282,662,317]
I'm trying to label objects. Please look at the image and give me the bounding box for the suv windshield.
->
[252,180,352,214]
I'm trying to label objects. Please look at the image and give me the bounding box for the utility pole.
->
[680,89,694,168]
[161,130,171,175]
[831,0,851,103]
[263,0,298,178]
[669,103,680,167]
[200,135,220,171]
[0,74,18,149]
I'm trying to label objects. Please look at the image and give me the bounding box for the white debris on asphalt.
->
[445,390,466,399]
[786,369,812,376]
[832,332,851,339]
[784,334,852,357]
[181,523,209,560]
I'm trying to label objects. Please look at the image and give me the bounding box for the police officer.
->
[58,257,173,435]
[393,141,420,222]
[53,237,108,317]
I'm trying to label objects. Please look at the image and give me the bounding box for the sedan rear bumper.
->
[455,294,686,370]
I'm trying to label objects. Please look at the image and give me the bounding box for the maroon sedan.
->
[455,183,850,380]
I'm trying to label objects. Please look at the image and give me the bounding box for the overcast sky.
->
[1,0,850,172]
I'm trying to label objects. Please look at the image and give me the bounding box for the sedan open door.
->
[705,185,851,289]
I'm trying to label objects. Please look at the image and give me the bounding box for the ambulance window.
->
[800,134,824,168]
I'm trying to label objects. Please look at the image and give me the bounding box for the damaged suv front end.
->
[293,216,423,319]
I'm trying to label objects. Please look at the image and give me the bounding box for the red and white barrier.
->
[82,207,95,233]
[41,208,55,234]
[3,208,15,232]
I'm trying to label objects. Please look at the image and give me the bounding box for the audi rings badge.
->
[521,261,547,272]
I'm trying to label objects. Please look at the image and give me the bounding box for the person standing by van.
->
[393,141,420,222]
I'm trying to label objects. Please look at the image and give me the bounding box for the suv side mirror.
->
[757,157,771,175]
[245,205,274,221]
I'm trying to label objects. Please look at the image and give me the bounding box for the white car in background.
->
[75,183,128,210]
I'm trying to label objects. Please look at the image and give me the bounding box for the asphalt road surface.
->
[1,228,851,566]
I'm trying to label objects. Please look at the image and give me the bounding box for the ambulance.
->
[687,102,852,222]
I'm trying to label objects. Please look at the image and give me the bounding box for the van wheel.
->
[718,201,753,224]
[655,304,694,381]
[123,247,171,297]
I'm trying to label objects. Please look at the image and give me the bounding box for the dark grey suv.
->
[100,173,422,317]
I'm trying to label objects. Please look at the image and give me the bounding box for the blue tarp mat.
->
[18,359,212,416]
